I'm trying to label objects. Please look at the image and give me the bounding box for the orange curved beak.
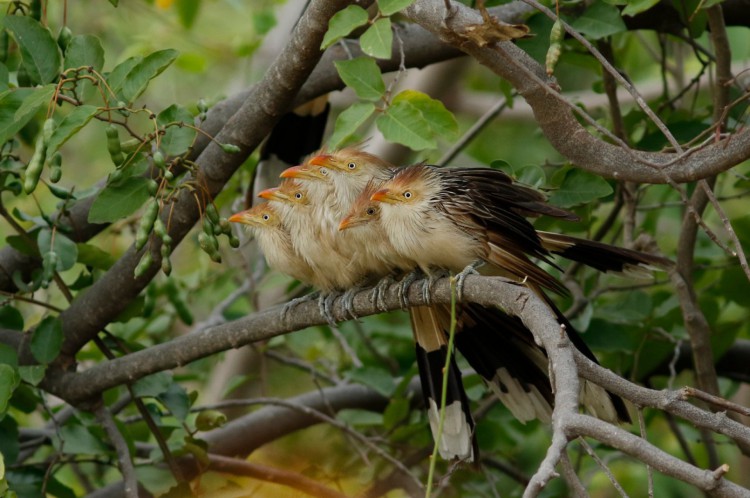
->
[308,154,332,167]
[280,164,324,180]
[228,211,249,224]
[257,187,279,200]
[338,215,353,231]
[370,188,391,203]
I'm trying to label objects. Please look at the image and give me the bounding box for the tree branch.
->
[403,0,750,184]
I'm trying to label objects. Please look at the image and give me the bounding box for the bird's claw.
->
[372,276,394,312]
[397,270,421,309]
[342,287,360,320]
[281,291,319,325]
[318,292,340,328]
[455,260,483,302]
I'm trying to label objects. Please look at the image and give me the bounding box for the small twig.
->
[94,403,138,498]
[578,438,627,497]
[189,397,423,489]
[437,95,511,167]
[558,452,588,497]
[681,386,750,417]
[636,409,654,498]
[329,323,363,368]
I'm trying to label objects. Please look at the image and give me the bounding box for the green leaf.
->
[18,365,46,386]
[2,16,61,85]
[117,49,179,104]
[88,176,153,224]
[548,168,613,208]
[106,55,141,99]
[56,423,109,455]
[37,229,78,272]
[157,104,196,156]
[621,0,660,16]
[376,100,436,150]
[0,62,9,92]
[132,371,172,398]
[346,366,396,397]
[0,88,39,145]
[252,9,277,35]
[378,0,415,16]
[329,102,375,148]
[14,83,55,122]
[0,306,24,332]
[0,365,20,414]
[46,105,99,156]
[334,57,385,102]
[30,316,63,364]
[337,408,384,426]
[63,35,105,100]
[157,382,190,421]
[63,35,105,71]
[321,5,369,49]
[76,243,117,270]
[392,89,458,140]
[571,1,626,39]
[515,164,546,188]
[360,18,392,59]
[176,0,201,29]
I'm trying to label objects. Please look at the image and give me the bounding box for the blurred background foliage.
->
[1,0,750,496]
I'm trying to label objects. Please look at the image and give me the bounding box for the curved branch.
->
[567,415,748,497]
[404,0,750,184]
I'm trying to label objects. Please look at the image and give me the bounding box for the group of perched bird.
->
[228,146,672,462]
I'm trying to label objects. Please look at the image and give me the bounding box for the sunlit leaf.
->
[334,57,385,101]
[392,89,458,140]
[329,102,375,148]
[378,0,415,16]
[376,99,436,150]
[360,18,392,59]
[321,5,369,49]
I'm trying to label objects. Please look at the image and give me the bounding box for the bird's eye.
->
[294,192,303,200]
[366,207,375,216]
[320,168,329,176]
[348,162,356,170]
[262,214,270,221]
[403,191,412,199]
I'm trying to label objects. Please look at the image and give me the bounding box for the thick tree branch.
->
[404,0,750,184]
[46,0,355,364]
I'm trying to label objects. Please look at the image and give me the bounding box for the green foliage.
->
[360,17,393,59]
[2,16,61,85]
[0,1,747,497]
[321,5,369,49]
[334,57,385,101]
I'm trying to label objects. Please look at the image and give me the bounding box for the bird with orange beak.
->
[227,202,315,286]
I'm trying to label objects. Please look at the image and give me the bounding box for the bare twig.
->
[682,386,750,417]
[93,403,138,498]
